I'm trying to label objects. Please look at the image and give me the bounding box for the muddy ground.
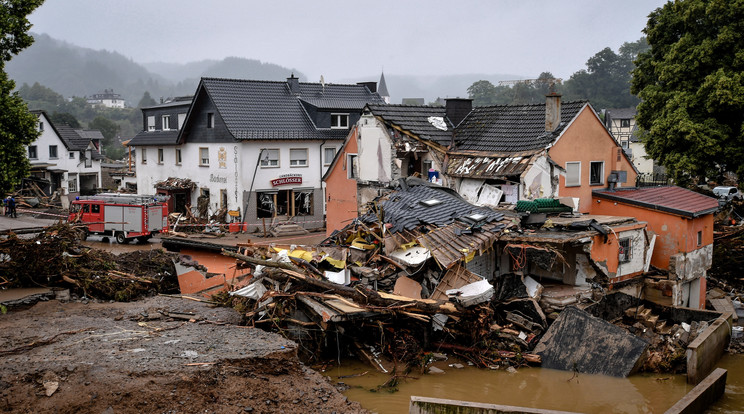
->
[0,296,366,413]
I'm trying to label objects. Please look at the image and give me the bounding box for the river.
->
[334,354,744,413]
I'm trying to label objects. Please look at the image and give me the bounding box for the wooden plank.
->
[297,295,344,322]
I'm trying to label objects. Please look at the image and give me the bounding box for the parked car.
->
[713,186,743,201]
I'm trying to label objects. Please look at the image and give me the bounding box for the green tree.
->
[0,0,45,195]
[467,80,499,106]
[88,115,120,147]
[631,0,744,183]
[137,91,157,108]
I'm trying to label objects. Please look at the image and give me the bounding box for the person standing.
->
[8,196,16,218]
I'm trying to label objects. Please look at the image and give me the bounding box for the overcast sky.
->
[28,0,668,82]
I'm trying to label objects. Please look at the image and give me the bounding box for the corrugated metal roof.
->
[593,186,719,218]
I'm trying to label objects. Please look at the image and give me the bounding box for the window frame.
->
[331,113,349,129]
[157,148,164,164]
[28,145,37,159]
[177,113,186,130]
[289,148,308,167]
[141,148,147,164]
[207,113,215,129]
[259,149,280,168]
[175,148,182,165]
[589,161,605,186]
[618,238,631,263]
[199,147,209,166]
[323,147,336,166]
[347,153,358,179]
[147,116,155,131]
[49,145,58,159]
[162,115,171,130]
[565,161,580,187]
[697,230,702,247]
[620,119,631,128]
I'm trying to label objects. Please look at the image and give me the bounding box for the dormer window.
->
[331,113,349,129]
[147,116,155,131]
[162,115,171,130]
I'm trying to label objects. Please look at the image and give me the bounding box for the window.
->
[39,121,44,131]
[331,113,349,129]
[257,192,276,218]
[68,177,77,193]
[49,145,58,159]
[621,140,628,148]
[565,161,580,187]
[141,148,147,164]
[323,147,336,166]
[91,204,100,214]
[175,148,182,165]
[85,149,92,168]
[260,149,279,167]
[207,113,214,128]
[157,148,164,164]
[177,113,186,130]
[620,119,630,128]
[347,154,358,179]
[590,161,604,185]
[294,190,313,216]
[697,231,702,247]
[147,116,155,131]
[618,238,631,263]
[69,152,75,159]
[28,145,37,159]
[162,115,171,130]
[199,147,209,166]
[290,148,308,167]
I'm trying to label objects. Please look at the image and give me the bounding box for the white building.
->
[27,111,104,203]
[87,89,125,108]
[128,76,384,230]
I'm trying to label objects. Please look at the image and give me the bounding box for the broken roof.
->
[365,104,454,146]
[593,186,719,218]
[454,100,587,152]
[370,180,505,233]
[446,152,540,179]
[155,177,197,190]
[197,77,384,141]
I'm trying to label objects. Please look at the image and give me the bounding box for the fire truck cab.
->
[69,194,169,244]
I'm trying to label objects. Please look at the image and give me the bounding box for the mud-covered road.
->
[0,296,366,413]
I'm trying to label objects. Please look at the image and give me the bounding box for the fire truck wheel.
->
[115,232,128,244]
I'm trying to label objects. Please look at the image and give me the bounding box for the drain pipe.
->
[240,148,266,232]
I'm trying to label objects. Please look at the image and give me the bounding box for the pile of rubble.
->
[219,180,704,379]
[0,223,179,302]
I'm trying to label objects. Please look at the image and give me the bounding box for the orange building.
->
[546,98,638,213]
[592,186,719,309]
[323,125,361,235]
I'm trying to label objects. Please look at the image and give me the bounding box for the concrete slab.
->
[533,306,649,377]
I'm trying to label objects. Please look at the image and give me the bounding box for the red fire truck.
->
[69,194,169,244]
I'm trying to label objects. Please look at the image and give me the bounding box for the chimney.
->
[287,73,300,95]
[545,93,562,131]
[357,82,377,93]
[445,98,473,127]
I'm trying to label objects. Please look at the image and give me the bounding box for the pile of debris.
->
[5,177,65,211]
[0,223,179,302]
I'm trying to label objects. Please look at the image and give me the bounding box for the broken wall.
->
[358,117,395,184]
[520,154,559,201]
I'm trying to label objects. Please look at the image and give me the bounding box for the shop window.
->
[565,161,580,186]
[619,238,631,263]
[257,192,276,218]
[294,191,313,216]
[590,161,604,185]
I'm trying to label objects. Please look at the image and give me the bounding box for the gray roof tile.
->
[366,104,454,146]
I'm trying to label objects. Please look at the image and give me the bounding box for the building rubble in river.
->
[207,178,732,383]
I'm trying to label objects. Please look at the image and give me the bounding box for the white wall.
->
[630,142,654,175]
[521,154,558,200]
[357,116,394,183]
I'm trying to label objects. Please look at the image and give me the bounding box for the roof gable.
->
[454,100,587,153]
[593,186,719,218]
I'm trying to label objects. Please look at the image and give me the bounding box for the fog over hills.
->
[8,33,524,106]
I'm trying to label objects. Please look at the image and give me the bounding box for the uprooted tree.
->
[0,0,45,195]
[632,0,744,185]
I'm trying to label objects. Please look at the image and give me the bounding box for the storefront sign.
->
[271,174,302,187]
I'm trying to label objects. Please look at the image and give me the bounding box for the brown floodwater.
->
[334,354,744,413]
